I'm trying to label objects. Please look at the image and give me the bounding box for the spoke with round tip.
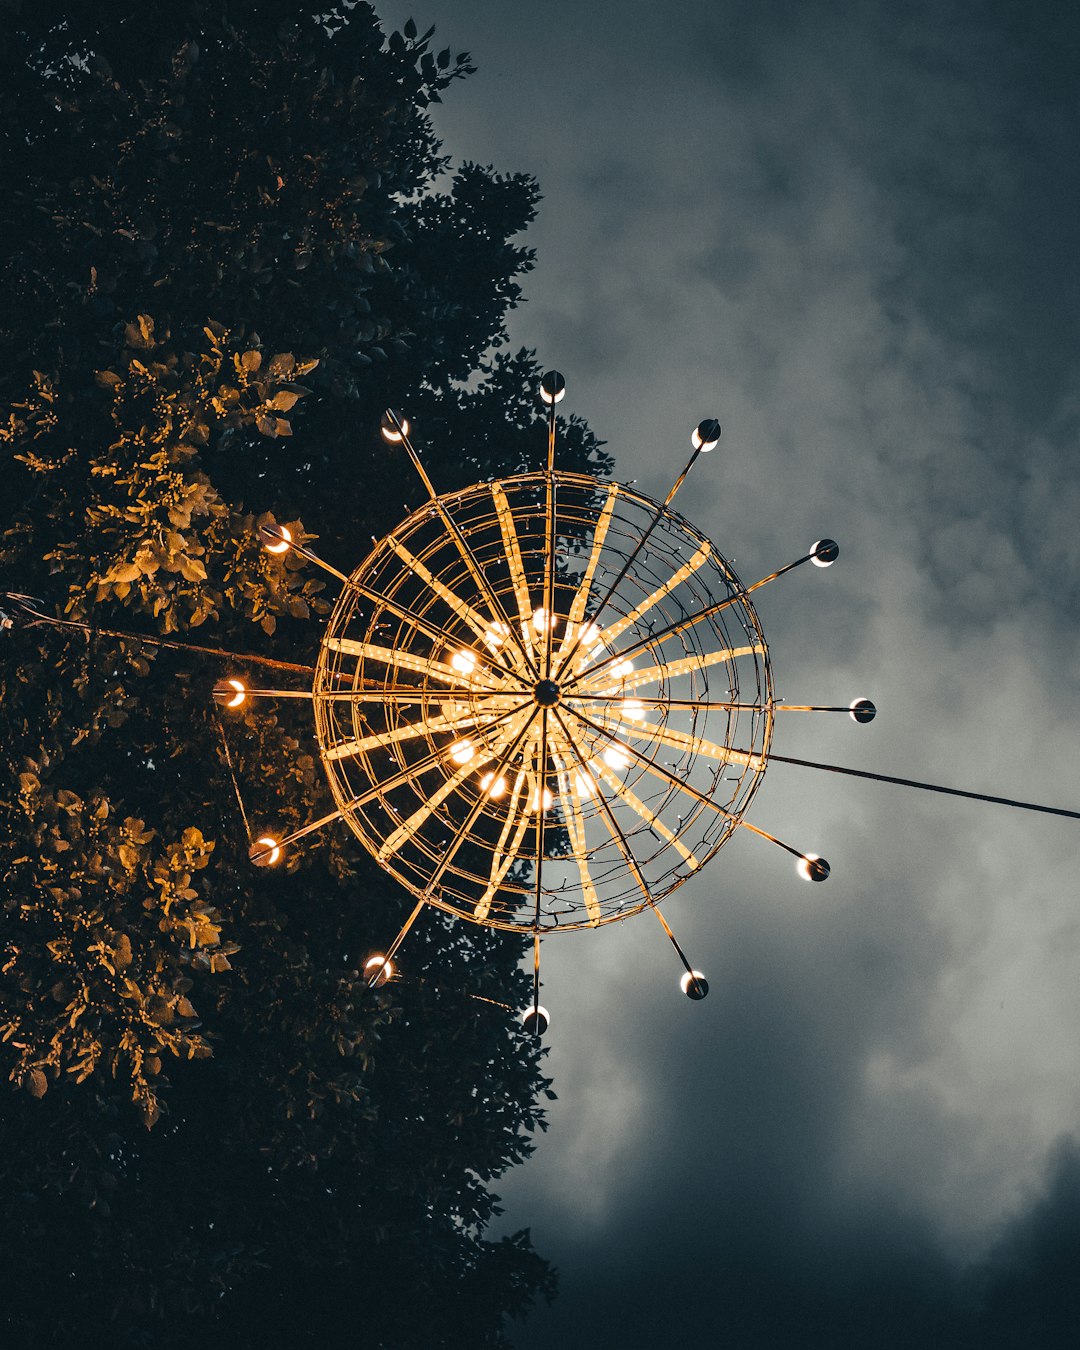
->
[570,693,769,713]
[365,898,428,988]
[554,443,708,678]
[767,753,1080,820]
[542,398,558,682]
[572,548,825,689]
[250,807,345,863]
[565,704,816,866]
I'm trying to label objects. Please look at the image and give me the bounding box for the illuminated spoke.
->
[475,757,536,921]
[491,482,539,673]
[551,484,619,674]
[582,705,765,772]
[580,541,712,666]
[324,637,499,691]
[323,698,520,762]
[550,708,654,904]
[548,733,601,924]
[318,686,533,705]
[386,536,528,682]
[573,643,765,696]
[532,709,550,928]
[376,706,534,862]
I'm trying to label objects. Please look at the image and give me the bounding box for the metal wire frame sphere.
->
[312,468,774,933]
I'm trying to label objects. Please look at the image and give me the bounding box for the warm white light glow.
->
[532,607,555,633]
[449,740,475,765]
[575,770,597,798]
[680,970,707,994]
[255,835,281,865]
[380,416,410,443]
[365,954,394,983]
[797,853,823,881]
[611,659,634,679]
[579,622,600,646]
[265,525,292,554]
[603,747,629,771]
[450,649,477,675]
[481,772,507,798]
[529,786,554,812]
[482,623,509,651]
[622,698,646,721]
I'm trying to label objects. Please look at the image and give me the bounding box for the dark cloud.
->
[370,1,1080,1343]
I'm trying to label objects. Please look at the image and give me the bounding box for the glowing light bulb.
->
[811,539,839,567]
[213,677,248,708]
[532,607,555,633]
[481,772,507,798]
[379,410,410,443]
[797,853,830,882]
[521,1004,550,1034]
[449,740,475,765]
[622,698,646,721]
[450,649,477,675]
[261,524,292,554]
[529,786,554,812]
[681,970,709,1000]
[575,771,597,798]
[482,623,508,651]
[611,659,634,679]
[249,835,282,867]
[603,747,629,771]
[365,954,394,985]
[579,622,600,646]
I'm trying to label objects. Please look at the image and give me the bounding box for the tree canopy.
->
[0,3,610,1344]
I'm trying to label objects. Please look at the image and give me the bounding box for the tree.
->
[0,3,611,1344]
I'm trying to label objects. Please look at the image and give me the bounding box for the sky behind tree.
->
[371,2,1080,1343]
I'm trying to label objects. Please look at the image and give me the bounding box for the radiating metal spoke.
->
[583,705,764,771]
[491,481,541,676]
[573,643,765,696]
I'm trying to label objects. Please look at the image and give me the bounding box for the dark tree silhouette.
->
[0,3,610,1344]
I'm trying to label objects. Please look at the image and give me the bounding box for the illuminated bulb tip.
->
[521,1004,550,1036]
[681,970,710,1000]
[379,409,409,442]
[249,836,282,868]
[481,772,507,798]
[213,677,248,708]
[623,698,646,721]
[691,418,722,452]
[450,649,477,675]
[531,607,556,633]
[259,523,292,554]
[603,747,629,771]
[365,954,394,986]
[611,659,634,679]
[529,786,554,812]
[579,622,600,645]
[575,771,596,798]
[449,740,475,765]
[797,854,831,883]
[849,698,876,724]
[539,370,566,405]
[482,624,508,651]
[811,538,840,567]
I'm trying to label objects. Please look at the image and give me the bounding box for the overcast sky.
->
[373,2,1080,1343]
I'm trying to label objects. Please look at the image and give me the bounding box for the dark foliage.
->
[0,3,609,1344]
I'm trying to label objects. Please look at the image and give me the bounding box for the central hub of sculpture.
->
[533,679,562,707]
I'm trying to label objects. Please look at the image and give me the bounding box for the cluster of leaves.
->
[0,2,610,1346]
